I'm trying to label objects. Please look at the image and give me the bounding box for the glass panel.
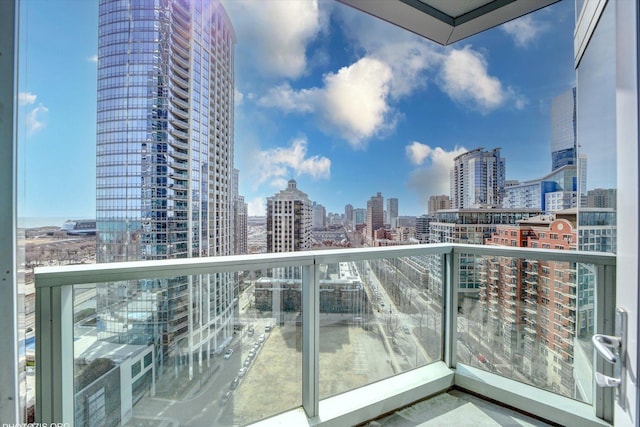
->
[319,255,443,399]
[73,267,302,427]
[456,253,594,404]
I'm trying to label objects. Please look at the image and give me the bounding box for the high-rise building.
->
[312,202,326,229]
[427,208,542,304]
[232,169,247,255]
[354,208,366,225]
[450,148,505,209]
[551,87,577,171]
[94,0,237,371]
[415,214,434,243]
[344,204,354,226]
[428,195,450,215]
[234,195,248,255]
[484,214,578,396]
[387,198,398,228]
[96,0,236,263]
[502,165,577,212]
[266,179,312,253]
[586,188,617,208]
[366,192,384,243]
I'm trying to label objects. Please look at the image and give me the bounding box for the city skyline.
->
[18,0,596,222]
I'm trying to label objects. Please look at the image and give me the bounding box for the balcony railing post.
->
[302,262,319,418]
[35,284,74,423]
[594,263,616,422]
[444,247,459,368]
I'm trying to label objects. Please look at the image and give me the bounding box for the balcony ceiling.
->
[337,0,560,45]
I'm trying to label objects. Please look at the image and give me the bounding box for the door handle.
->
[592,307,627,409]
[592,333,621,364]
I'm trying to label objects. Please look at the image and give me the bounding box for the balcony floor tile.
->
[361,389,555,426]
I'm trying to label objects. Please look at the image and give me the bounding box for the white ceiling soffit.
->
[337,0,560,46]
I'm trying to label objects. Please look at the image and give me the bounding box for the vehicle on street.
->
[238,367,247,377]
[224,349,233,359]
[244,358,251,367]
[230,377,239,390]
[264,324,271,332]
[258,333,265,343]
[221,391,232,404]
[403,325,410,334]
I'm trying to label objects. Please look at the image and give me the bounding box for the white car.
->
[238,367,247,377]
[224,349,233,359]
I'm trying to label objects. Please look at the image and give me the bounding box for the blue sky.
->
[18,0,579,221]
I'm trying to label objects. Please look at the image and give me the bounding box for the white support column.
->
[444,250,459,369]
[35,285,74,423]
[0,0,19,422]
[302,262,319,418]
[594,264,616,422]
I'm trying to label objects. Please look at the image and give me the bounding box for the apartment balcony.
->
[168,124,189,140]
[170,71,189,90]
[169,95,189,110]
[168,149,188,162]
[170,58,189,79]
[34,244,616,426]
[171,23,190,46]
[169,82,189,100]
[168,135,189,151]
[170,104,189,121]
[171,42,190,63]
[172,53,190,70]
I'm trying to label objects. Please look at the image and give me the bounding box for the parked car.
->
[248,349,256,358]
[221,391,232,404]
[403,325,410,334]
[244,358,252,367]
[264,324,272,332]
[238,367,247,377]
[258,333,265,343]
[224,349,233,359]
[230,377,239,390]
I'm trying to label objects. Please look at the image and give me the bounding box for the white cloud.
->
[87,54,98,63]
[336,9,443,99]
[247,197,266,216]
[253,137,331,188]
[26,104,48,134]
[18,92,37,106]
[439,46,506,112]
[258,57,394,148]
[223,0,322,79]
[405,141,432,166]
[258,83,317,113]
[252,4,525,149]
[406,144,467,208]
[321,57,393,146]
[501,15,547,48]
[234,88,244,106]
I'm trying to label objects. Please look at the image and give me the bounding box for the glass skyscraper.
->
[551,87,577,171]
[95,0,236,377]
[450,148,506,209]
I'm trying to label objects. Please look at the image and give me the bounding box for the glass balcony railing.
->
[34,244,616,426]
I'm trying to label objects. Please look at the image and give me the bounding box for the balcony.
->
[34,244,615,426]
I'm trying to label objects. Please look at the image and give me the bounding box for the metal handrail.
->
[34,243,615,288]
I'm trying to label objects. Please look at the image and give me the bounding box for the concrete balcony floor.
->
[362,389,554,427]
